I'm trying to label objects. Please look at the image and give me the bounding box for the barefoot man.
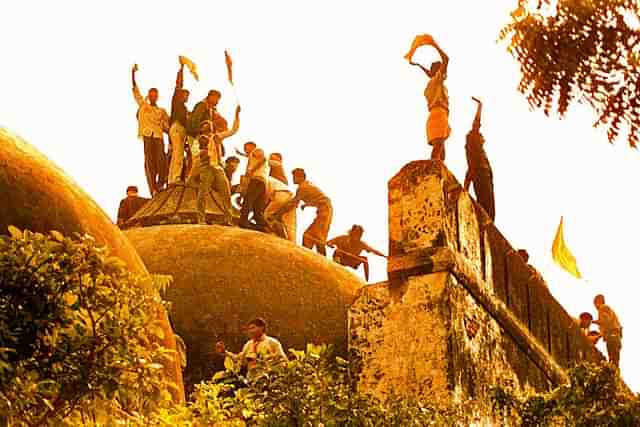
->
[405,34,451,161]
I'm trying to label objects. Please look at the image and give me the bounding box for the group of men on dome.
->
[118,57,386,282]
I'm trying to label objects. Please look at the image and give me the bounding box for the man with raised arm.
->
[274,168,333,256]
[463,97,495,221]
[327,225,387,282]
[405,34,451,161]
[131,64,170,196]
[215,318,287,381]
[168,61,191,185]
[186,107,240,226]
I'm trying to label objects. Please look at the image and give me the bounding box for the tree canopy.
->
[500,0,640,147]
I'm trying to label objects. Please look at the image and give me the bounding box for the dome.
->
[0,128,184,401]
[124,224,364,388]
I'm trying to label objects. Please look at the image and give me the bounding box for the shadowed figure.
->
[463,97,495,221]
[405,34,451,161]
[116,186,149,227]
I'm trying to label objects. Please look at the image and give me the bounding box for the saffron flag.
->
[404,34,435,62]
[224,50,234,85]
[552,217,582,279]
[179,55,199,81]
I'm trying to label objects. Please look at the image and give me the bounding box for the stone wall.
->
[350,160,602,411]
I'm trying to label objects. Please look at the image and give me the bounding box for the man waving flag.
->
[552,216,582,279]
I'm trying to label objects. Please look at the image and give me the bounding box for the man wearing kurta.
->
[131,64,170,196]
[405,34,451,161]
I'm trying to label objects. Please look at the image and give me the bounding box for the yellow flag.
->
[404,34,434,62]
[179,55,199,81]
[552,217,582,279]
[224,50,234,85]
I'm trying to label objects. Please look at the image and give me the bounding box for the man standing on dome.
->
[268,152,288,185]
[168,61,191,185]
[239,146,269,231]
[264,175,297,242]
[405,34,451,161]
[216,318,287,381]
[131,64,170,196]
[274,168,333,256]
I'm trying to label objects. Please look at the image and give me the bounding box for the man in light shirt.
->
[274,168,333,256]
[168,62,191,185]
[131,64,170,196]
[239,146,269,231]
[185,112,240,225]
[264,175,297,242]
[216,318,287,381]
[593,294,623,368]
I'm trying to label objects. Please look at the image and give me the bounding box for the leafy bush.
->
[188,344,465,426]
[0,227,175,426]
[491,363,640,426]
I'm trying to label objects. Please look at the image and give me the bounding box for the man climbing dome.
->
[327,225,387,282]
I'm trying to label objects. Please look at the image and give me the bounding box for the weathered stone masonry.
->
[349,160,602,408]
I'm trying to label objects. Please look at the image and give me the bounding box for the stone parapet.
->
[350,160,603,409]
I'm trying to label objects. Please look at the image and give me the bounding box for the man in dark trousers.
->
[116,186,149,227]
[463,97,495,221]
[132,64,170,196]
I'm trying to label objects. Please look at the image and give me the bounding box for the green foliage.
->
[491,363,640,426]
[0,228,176,426]
[188,343,466,426]
[500,0,640,147]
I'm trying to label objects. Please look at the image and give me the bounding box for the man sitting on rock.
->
[216,318,287,381]
[327,225,386,282]
[578,312,601,346]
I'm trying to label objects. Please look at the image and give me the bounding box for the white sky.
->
[2,1,639,391]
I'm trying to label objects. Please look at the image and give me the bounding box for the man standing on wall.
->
[593,295,623,368]
[132,64,170,196]
[463,97,495,221]
[405,34,451,160]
